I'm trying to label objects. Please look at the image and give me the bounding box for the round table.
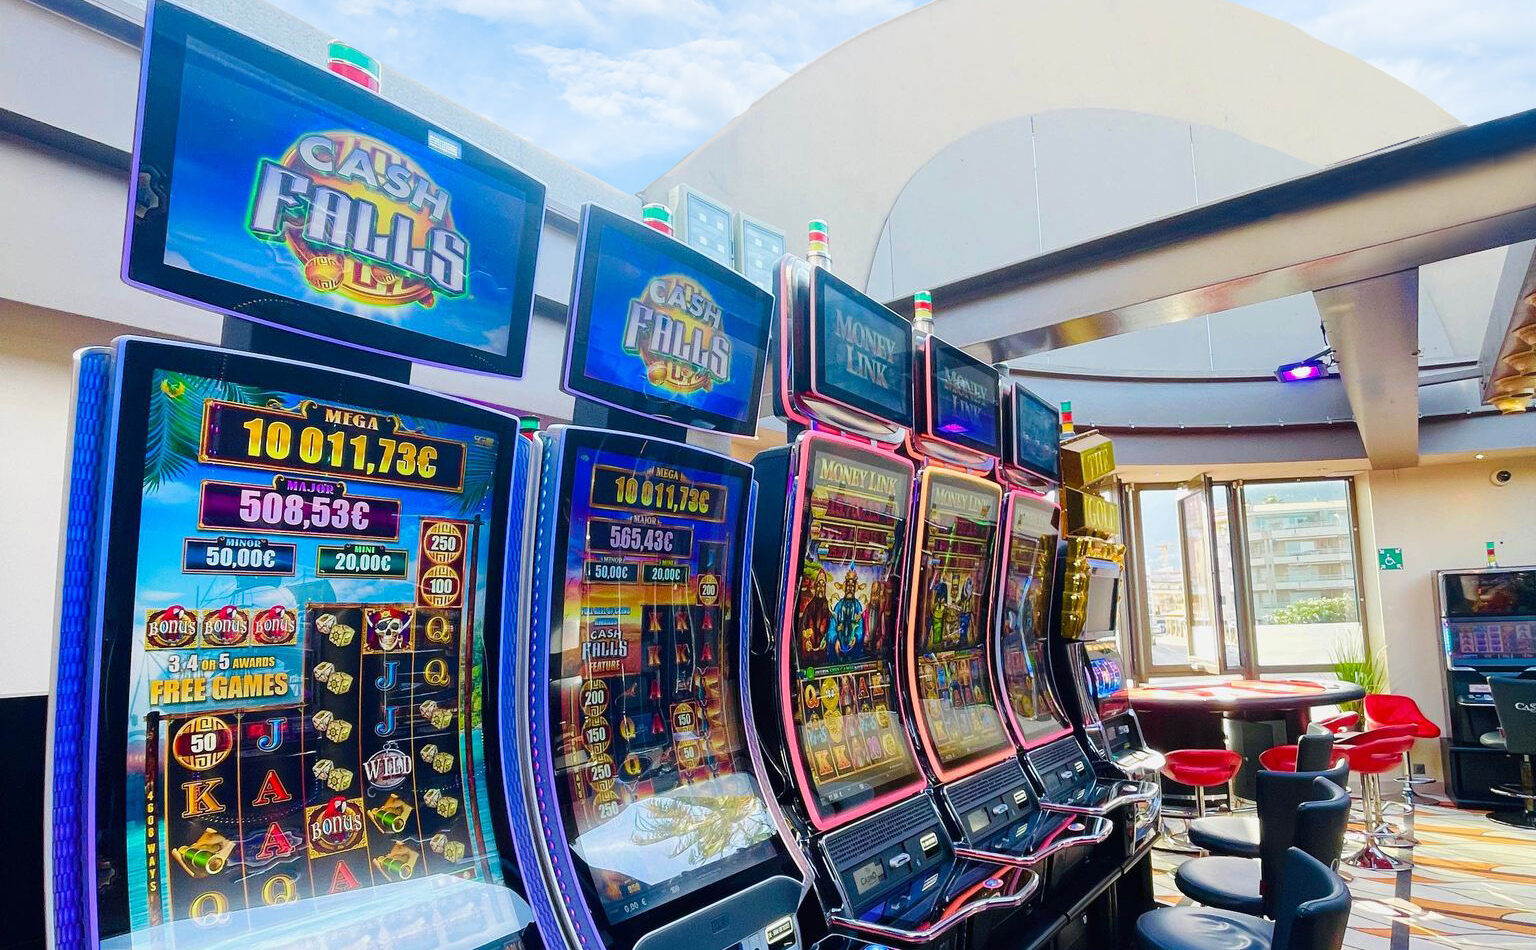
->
[1129,678,1365,799]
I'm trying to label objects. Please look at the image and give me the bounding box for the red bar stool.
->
[1364,693,1442,806]
[1309,711,1360,738]
[1157,749,1244,854]
[1339,728,1417,871]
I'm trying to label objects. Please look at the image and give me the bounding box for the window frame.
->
[1124,475,1371,680]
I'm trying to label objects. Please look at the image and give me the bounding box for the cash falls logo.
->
[247,131,467,308]
[622,275,732,395]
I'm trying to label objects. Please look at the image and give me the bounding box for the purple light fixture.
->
[1275,349,1335,382]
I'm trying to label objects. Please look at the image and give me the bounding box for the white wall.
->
[0,302,131,696]
[1357,455,1536,773]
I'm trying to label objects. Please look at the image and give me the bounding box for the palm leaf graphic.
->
[143,373,285,493]
[631,793,767,862]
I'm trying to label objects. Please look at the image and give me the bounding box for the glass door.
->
[1176,478,1223,673]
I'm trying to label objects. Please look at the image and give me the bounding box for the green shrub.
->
[1270,596,1355,624]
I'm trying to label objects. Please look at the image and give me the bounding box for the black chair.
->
[1188,740,1347,859]
[1295,733,1337,772]
[1486,673,1536,829]
[1137,847,1351,950]
[1175,777,1350,917]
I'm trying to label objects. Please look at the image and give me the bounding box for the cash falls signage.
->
[622,274,733,396]
[248,131,468,308]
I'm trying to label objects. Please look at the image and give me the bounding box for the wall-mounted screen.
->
[125,1,545,376]
[1009,384,1061,482]
[564,205,773,436]
[545,430,782,928]
[906,470,1011,777]
[808,268,914,428]
[784,440,921,824]
[924,337,1000,456]
[89,338,523,937]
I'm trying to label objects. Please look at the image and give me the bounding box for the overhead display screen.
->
[125,2,545,376]
[1010,384,1061,482]
[547,432,780,926]
[810,267,914,427]
[1442,569,1536,619]
[785,440,921,824]
[925,337,1000,456]
[997,496,1068,746]
[564,205,773,436]
[93,339,519,936]
[906,470,1011,775]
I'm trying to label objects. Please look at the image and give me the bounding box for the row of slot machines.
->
[46,6,1162,948]
[47,222,1161,950]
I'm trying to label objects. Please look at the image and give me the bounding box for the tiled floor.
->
[1151,788,1536,948]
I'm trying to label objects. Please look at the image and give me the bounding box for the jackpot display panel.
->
[904,469,1013,782]
[563,205,774,436]
[515,427,802,950]
[50,338,536,947]
[775,435,924,829]
[126,1,546,377]
[994,493,1071,750]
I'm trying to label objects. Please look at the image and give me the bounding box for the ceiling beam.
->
[1315,271,1421,469]
[891,109,1536,363]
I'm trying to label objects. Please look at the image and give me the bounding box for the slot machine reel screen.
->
[1082,642,1130,718]
[1009,384,1061,483]
[90,338,524,939]
[908,470,1012,776]
[997,497,1067,746]
[563,205,773,436]
[922,336,1000,457]
[125,1,546,377]
[808,267,914,427]
[543,429,791,933]
[783,439,923,825]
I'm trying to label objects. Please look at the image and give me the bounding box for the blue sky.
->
[265,0,1536,194]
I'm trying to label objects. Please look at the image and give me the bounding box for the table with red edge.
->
[1129,678,1364,800]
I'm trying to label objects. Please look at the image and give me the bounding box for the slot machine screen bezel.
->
[778,433,926,830]
[88,337,525,941]
[125,1,546,378]
[806,266,915,428]
[902,467,1014,782]
[919,336,1002,457]
[535,427,797,943]
[994,491,1072,750]
[563,205,774,437]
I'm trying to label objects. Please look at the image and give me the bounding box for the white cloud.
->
[1241,0,1536,123]
[521,38,791,163]
[336,0,597,28]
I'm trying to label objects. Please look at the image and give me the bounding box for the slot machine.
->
[48,4,554,947]
[505,204,807,950]
[895,314,1112,883]
[751,235,1039,950]
[1051,432,1164,785]
[48,339,543,950]
[994,383,1160,822]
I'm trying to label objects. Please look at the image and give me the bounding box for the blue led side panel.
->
[48,348,115,950]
